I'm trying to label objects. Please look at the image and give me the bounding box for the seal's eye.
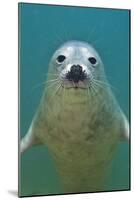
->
[56,55,66,64]
[88,57,97,65]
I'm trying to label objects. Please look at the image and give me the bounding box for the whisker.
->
[50,83,62,101]
[92,81,105,92]
[93,79,111,86]
[86,85,91,102]
[31,78,60,92]
[92,38,104,46]
[42,73,59,82]
[60,23,71,41]
[91,83,98,95]
[54,32,65,44]
[93,79,116,90]
[88,83,95,98]
[90,86,96,98]
[62,84,66,107]
[87,26,97,42]
[31,82,45,91]
[45,80,61,90]
[42,73,59,77]
[43,78,60,84]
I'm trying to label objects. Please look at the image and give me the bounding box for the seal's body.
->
[21,41,129,193]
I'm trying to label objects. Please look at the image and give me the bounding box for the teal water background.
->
[19,3,130,196]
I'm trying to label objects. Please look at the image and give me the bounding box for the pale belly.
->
[43,112,119,193]
[36,94,120,193]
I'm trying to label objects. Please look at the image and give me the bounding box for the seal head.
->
[49,41,105,90]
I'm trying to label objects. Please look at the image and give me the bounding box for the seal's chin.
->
[61,80,89,89]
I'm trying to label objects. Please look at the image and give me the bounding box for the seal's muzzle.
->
[66,64,87,83]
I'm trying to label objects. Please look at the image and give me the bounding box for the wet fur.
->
[28,82,124,192]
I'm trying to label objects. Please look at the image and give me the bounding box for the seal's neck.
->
[60,88,91,104]
[44,85,105,107]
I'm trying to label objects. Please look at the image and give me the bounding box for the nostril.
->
[70,65,82,74]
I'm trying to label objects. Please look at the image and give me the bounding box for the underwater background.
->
[19,3,130,197]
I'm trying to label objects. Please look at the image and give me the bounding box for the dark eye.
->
[88,57,97,65]
[56,55,66,63]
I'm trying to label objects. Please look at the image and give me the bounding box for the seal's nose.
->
[71,64,83,74]
[66,64,86,83]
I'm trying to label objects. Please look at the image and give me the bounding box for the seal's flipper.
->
[20,123,41,154]
[120,113,129,141]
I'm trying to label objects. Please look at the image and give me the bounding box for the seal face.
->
[50,41,104,89]
[21,40,129,193]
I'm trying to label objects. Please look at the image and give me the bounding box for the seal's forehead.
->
[60,40,92,49]
[57,40,98,56]
[55,45,74,57]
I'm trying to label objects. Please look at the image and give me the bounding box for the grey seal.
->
[20,40,129,193]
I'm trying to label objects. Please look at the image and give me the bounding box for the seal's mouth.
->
[61,64,90,89]
[61,79,90,89]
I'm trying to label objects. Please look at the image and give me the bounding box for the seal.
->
[20,41,129,193]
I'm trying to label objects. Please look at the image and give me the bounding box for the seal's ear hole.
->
[56,55,66,64]
[88,57,97,66]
